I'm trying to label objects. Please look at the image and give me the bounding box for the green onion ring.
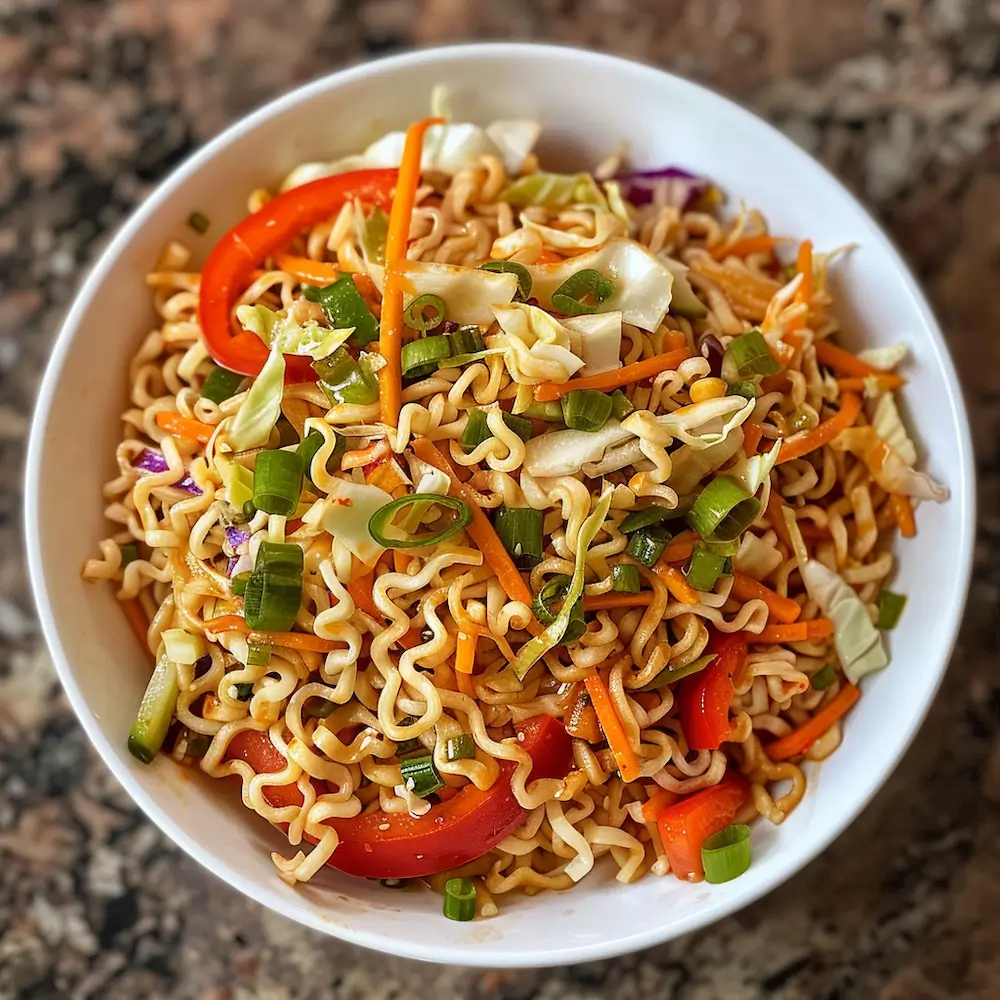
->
[368,494,472,549]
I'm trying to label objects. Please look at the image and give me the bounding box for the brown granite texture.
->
[2,1,1000,997]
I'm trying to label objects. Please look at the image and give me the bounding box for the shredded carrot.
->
[346,574,422,649]
[455,628,478,675]
[120,597,151,653]
[814,339,882,378]
[711,234,781,261]
[379,117,443,427]
[341,438,391,471]
[785,239,814,334]
[582,592,653,611]
[653,564,700,605]
[890,492,916,538]
[155,411,216,444]
[663,329,689,351]
[742,423,764,456]
[750,619,834,644]
[584,673,640,783]
[641,787,680,823]
[765,491,794,550]
[410,438,535,612]
[731,573,801,624]
[759,372,791,394]
[274,253,342,283]
[837,374,906,392]
[456,671,476,697]
[777,392,861,464]
[533,348,694,402]
[661,529,699,565]
[393,551,412,574]
[205,615,341,653]
[767,683,861,761]
[535,249,564,264]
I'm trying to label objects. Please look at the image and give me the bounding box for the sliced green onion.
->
[531,575,586,643]
[307,276,379,345]
[232,682,254,701]
[639,652,717,691]
[313,347,379,405]
[243,541,303,631]
[478,259,532,301]
[726,379,758,401]
[701,823,752,884]
[561,389,613,432]
[443,876,477,921]
[610,389,634,420]
[626,525,672,567]
[685,546,728,592]
[303,696,335,719]
[400,754,444,798]
[275,417,300,449]
[127,650,178,764]
[242,500,257,521]
[187,211,210,234]
[393,717,423,758]
[368,495,472,549]
[619,505,673,534]
[252,449,303,517]
[493,507,544,570]
[727,329,781,378]
[162,628,206,665]
[460,408,533,450]
[119,543,139,567]
[231,572,250,597]
[401,335,453,378]
[184,732,211,758]
[444,734,476,761]
[404,293,447,332]
[687,477,761,543]
[201,365,244,404]
[721,556,734,577]
[246,643,272,666]
[297,430,327,490]
[612,563,641,594]
[811,665,837,690]
[448,326,485,356]
[519,400,564,422]
[551,268,615,316]
[877,589,907,630]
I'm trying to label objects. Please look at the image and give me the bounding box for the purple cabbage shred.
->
[613,165,709,210]
[133,448,203,495]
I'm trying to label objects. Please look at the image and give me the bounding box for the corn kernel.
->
[690,377,727,403]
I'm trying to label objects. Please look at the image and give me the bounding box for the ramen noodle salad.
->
[83,99,948,920]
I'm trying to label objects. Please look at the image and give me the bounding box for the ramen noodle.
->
[83,109,948,918]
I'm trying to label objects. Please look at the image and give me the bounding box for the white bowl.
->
[26,43,974,967]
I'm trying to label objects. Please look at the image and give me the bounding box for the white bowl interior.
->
[27,45,974,967]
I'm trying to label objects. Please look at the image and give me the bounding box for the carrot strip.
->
[205,615,340,653]
[890,492,916,538]
[731,573,801,624]
[583,593,653,611]
[750,619,834,644]
[710,234,781,261]
[379,117,443,427]
[155,411,216,444]
[661,529,699,565]
[393,551,412,574]
[535,249,564,264]
[346,575,422,649]
[653,564,700,605]
[120,597,151,652]
[785,239,814,334]
[663,329,689,351]
[274,253,343,283]
[742,423,764,456]
[410,438,534,610]
[765,492,794,550]
[837,374,906,392]
[814,339,882,378]
[641,787,680,823]
[533,348,694,402]
[767,683,861,761]
[584,673,640,782]
[777,392,861,464]
[455,628,478,675]
[341,438,390,471]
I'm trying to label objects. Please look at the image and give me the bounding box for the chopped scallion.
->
[444,734,476,761]
[478,259,532,301]
[201,365,244,404]
[561,389,613,432]
[243,541,303,631]
[460,408,533,451]
[532,575,586,642]
[246,643,271,666]
[639,652,717,691]
[252,449,303,517]
[619,505,673,534]
[119,543,139,566]
[551,268,615,316]
[610,389,634,420]
[684,546,728,592]
[686,477,761,543]
[400,754,444,798]
[726,379,758,401]
[519,400,564,422]
[443,876,477,921]
[727,329,781,378]
[401,335,453,378]
[404,293,446,332]
[312,347,379,405]
[611,563,641,594]
[877,589,907,630]
[231,572,250,597]
[303,696,335,719]
[447,326,485,356]
[232,682,254,701]
[493,507,544,569]
[187,211,210,234]
[626,525,672,567]
[811,665,837,690]
[701,823,752,884]
[307,276,379,345]
[368,494,472,549]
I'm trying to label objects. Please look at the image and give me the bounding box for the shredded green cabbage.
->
[501,172,608,209]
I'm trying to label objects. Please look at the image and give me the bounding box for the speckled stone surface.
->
[2,1,1000,997]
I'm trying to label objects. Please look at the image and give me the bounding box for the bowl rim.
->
[25,41,976,967]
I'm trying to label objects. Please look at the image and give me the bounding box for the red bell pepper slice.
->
[224,714,573,879]
[677,629,747,751]
[197,168,398,383]
[656,775,749,881]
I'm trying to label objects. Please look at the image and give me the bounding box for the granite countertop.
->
[2,1,1000,997]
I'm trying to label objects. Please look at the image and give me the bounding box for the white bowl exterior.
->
[26,45,974,967]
